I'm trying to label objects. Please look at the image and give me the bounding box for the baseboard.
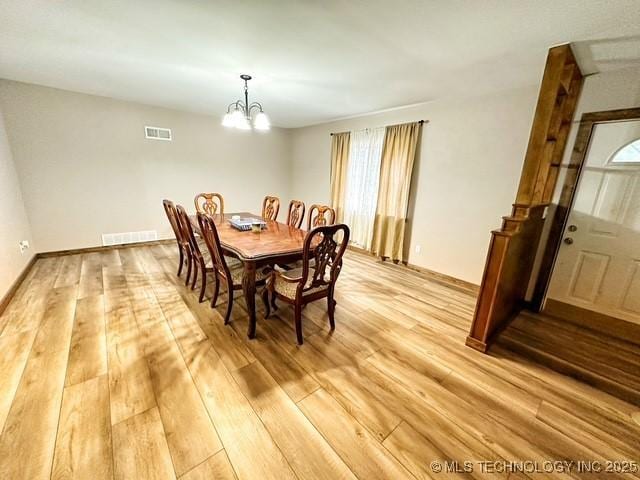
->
[404,262,480,295]
[346,245,479,295]
[37,238,175,258]
[346,244,374,257]
[544,298,640,346]
[0,254,38,317]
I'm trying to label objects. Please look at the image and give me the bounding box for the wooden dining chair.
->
[175,205,215,302]
[262,223,350,344]
[262,195,280,221]
[307,204,336,230]
[194,192,224,216]
[286,200,305,228]
[162,199,192,281]
[198,213,270,324]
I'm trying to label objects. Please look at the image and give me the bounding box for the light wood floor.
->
[0,244,638,480]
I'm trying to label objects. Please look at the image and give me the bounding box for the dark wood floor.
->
[0,243,639,479]
[499,311,640,405]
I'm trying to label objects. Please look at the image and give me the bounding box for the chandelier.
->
[222,74,270,131]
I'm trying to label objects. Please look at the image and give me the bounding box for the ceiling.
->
[1,0,639,128]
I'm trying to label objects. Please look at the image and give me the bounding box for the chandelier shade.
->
[253,111,270,131]
[222,74,270,131]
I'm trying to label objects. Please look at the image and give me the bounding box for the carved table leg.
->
[242,261,257,338]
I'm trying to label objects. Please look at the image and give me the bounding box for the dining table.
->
[189,212,309,339]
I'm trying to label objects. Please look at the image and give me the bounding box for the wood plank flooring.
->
[499,312,640,406]
[0,244,639,479]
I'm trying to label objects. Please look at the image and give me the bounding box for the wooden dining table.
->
[189,212,308,339]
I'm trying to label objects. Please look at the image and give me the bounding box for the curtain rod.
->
[330,119,427,136]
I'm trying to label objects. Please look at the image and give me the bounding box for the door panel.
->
[547,120,640,325]
[568,252,610,302]
[590,172,632,236]
[625,178,640,231]
[622,261,640,314]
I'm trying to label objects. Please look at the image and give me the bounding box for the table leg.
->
[242,261,257,338]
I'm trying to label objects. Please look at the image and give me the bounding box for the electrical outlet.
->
[415,244,422,254]
[19,240,30,254]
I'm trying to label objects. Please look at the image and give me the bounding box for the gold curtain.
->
[370,122,422,261]
[329,132,351,222]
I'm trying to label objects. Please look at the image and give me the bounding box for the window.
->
[343,128,385,249]
[609,138,640,165]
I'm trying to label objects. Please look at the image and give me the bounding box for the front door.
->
[547,120,640,324]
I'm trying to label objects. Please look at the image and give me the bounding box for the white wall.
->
[0,106,35,299]
[0,80,291,252]
[289,86,539,284]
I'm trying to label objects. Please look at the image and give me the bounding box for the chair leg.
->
[185,254,192,286]
[211,275,220,308]
[177,247,184,276]
[191,261,199,290]
[224,288,234,325]
[294,301,303,345]
[270,292,278,311]
[261,288,271,318]
[199,267,207,303]
[328,290,336,330]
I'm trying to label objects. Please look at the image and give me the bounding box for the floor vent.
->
[102,230,158,246]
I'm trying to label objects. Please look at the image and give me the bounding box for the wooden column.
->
[466,45,583,352]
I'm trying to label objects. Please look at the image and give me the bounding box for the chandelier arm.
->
[232,100,249,117]
[226,101,242,113]
[248,102,263,113]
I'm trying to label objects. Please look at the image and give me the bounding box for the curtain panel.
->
[343,127,385,249]
[371,121,422,262]
[329,132,351,223]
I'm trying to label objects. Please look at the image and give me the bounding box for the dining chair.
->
[194,192,224,216]
[262,223,350,344]
[162,199,192,282]
[175,205,215,302]
[262,195,280,221]
[280,201,332,271]
[307,204,336,230]
[198,213,270,324]
[286,200,305,228]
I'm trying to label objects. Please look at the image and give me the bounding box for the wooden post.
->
[466,45,584,352]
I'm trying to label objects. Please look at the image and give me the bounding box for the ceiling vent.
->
[145,126,172,141]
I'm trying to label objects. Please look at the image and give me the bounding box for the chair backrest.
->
[307,204,336,230]
[163,199,185,245]
[197,212,231,280]
[286,200,305,228]
[262,195,280,221]
[175,204,204,262]
[300,224,350,294]
[194,193,224,216]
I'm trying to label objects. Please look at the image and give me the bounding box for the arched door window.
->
[608,138,640,165]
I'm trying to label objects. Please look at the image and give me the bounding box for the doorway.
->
[544,114,640,329]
